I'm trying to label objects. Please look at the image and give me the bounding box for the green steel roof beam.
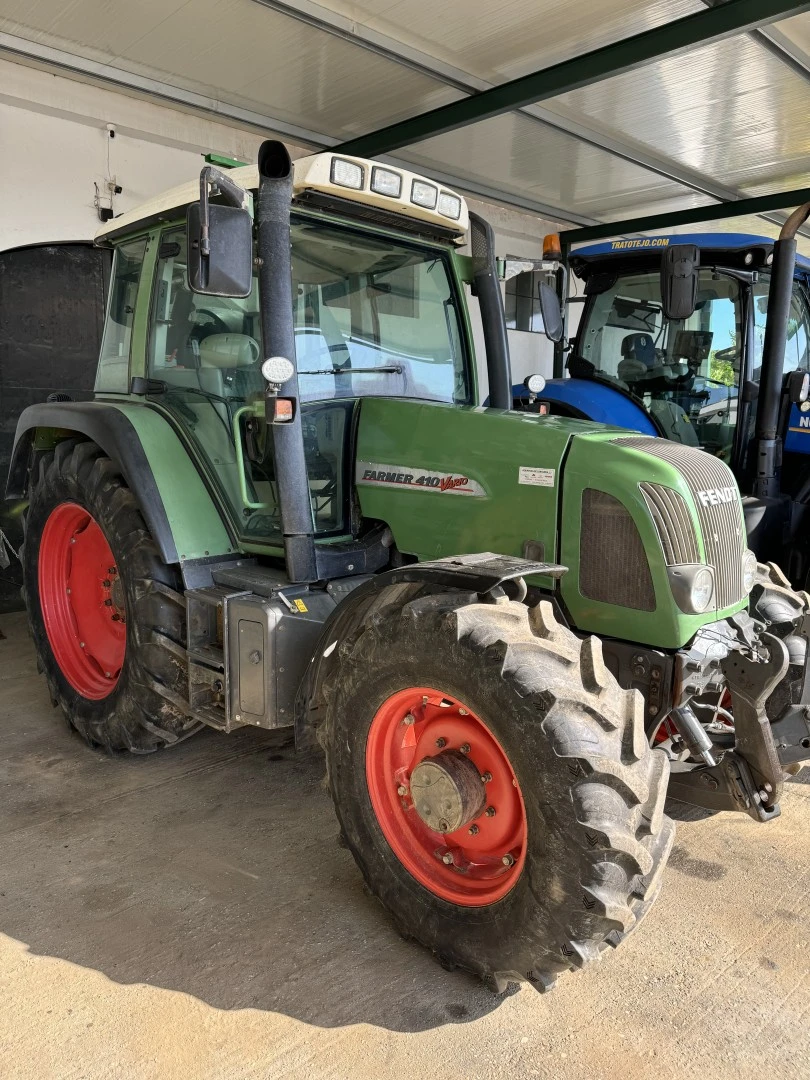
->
[560,187,810,248]
[335,0,810,158]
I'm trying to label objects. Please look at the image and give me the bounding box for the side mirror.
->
[786,369,810,405]
[661,244,700,320]
[538,282,563,343]
[187,166,253,297]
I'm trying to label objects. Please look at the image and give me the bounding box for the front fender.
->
[7,400,234,566]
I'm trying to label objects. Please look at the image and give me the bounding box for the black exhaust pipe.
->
[469,212,512,410]
[256,139,318,582]
[753,202,810,499]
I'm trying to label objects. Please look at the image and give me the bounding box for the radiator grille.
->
[580,488,656,611]
[640,483,700,565]
[615,438,745,609]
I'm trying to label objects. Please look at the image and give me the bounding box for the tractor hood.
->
[354,399,750,650]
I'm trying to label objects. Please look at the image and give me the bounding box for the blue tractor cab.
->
[514,226,810,584]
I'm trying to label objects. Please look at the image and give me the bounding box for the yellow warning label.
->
[294,598,308,613]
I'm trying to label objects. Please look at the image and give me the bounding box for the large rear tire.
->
[324,590,674,991]
[22,439,202,753]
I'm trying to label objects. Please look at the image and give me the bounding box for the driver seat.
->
[617,333,657,383]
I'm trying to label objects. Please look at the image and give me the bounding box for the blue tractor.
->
[525,210,810,585]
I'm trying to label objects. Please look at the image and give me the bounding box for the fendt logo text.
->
[697,486,736,508]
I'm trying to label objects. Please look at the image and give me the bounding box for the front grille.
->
[615,438,745,609]
[640,483,700,565]
[580,488,656,611]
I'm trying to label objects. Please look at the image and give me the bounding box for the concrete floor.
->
[1,609,809,1080]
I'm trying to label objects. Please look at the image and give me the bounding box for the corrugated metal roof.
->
[0,0,808,242]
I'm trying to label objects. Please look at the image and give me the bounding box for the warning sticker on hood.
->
[518,466,555,487]
[357,461,485,497]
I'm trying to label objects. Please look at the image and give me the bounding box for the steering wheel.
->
[189,308,231,343]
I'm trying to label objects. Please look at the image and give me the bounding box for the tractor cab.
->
[538,233,810,479]
[95,153,476,559]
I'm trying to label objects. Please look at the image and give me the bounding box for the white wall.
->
[0,58,560,392]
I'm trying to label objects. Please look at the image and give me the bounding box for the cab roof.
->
[572,232,810,274]
[94,152,469,245]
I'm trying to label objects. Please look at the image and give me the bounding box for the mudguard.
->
[6,400,234,567]
[294,553,566,748]
[532,378,658,435]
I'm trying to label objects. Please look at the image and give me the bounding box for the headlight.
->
[668,564,715,614]
[330,158,364,190]
[742,549,758,593]
[438,191,462,220]
[411,179,438,209]
[371,166,402,198]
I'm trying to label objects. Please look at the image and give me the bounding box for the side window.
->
[785,287,810,372]
[751,281,810,375]
[96,237,147,392]
[148,228,262,398]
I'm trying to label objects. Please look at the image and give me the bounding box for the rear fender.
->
[6,400,235,567]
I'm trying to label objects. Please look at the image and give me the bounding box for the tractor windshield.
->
[576,268,743,459]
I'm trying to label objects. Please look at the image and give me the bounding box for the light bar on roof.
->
[291,153,469,237]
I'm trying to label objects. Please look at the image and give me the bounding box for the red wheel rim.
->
[366,687,527,906]
[38,502,126,700]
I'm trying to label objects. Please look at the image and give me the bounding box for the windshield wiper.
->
[299,365,403,375]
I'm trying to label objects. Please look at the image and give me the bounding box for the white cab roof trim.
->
[94,153,468,243]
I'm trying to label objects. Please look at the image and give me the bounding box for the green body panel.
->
[356,399,747,650]
[102,403,234,561]
[560,431,746,648]
[357,398,579,582]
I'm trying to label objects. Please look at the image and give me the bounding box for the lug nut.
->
[79,642,85,649]
[105,672,111,678]
[460,743,471,754]
[397,785,408,797]
[435,737,447,748]
[104,599,113,606]
[485,806,496,817]
[480,772,492,784]
[502,854,515,867]
[438,819,450,833]
[458,708,468,716]
[102,579,111,588]
[468,824,479,835]
[403,713,415,726]
[108,567,116,575]
[442,852,454,865]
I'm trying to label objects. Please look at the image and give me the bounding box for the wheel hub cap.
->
[410,750,487,834]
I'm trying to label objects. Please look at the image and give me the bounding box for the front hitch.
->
[668,631,789,822]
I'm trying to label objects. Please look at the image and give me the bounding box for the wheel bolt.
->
[105,672,111,678]
[480,771,492,784]
[79,642,85,648]
[485,806,496,817]
[108,567,116,575]
[469,824,479,835]
[112,614,120,622]
[442,852,454,865]
[104,599,113,606]
[435,737,447,748]
[403,713,415,726]
[102,579,111,588]
[66,588,71,594]
[397,785,408,797]
[458,708,468,716]
[460,743,471,754]
[502,854,515,867]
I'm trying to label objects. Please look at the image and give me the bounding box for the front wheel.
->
[22,439,202,753]
[324,591,674,991]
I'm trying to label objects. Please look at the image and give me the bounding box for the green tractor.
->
[8,141,810,993]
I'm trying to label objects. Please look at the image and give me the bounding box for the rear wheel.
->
[325,590,674,991]
[22,439,202,753]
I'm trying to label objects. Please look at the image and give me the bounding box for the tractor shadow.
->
[0,662,506,1031]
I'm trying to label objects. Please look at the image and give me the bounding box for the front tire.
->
[22,439,202,753]
[324,590,674,991]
